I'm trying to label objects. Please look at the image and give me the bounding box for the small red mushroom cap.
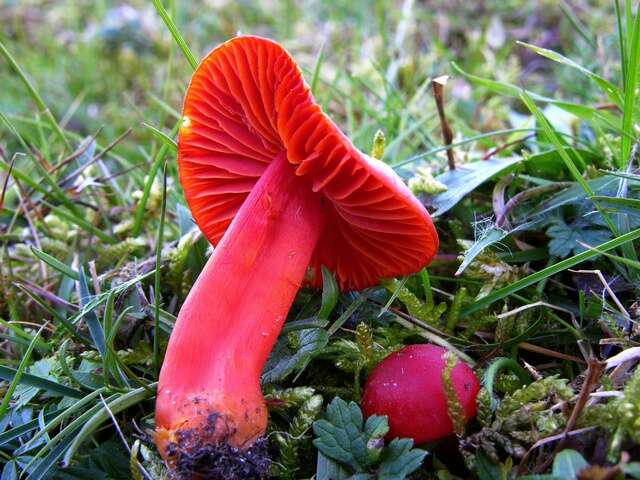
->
[361,344,479,444]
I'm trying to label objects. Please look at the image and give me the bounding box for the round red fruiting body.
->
[361,344,479,444]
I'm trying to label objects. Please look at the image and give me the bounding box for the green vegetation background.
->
[1,0,640,479]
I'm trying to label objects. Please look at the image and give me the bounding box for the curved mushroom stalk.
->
[156,152,324,463]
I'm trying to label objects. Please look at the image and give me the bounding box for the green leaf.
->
[377,438,427,480]
[427,157,522,217]
[142,123,177,152]
[516,41,623,107]
[461,226,640,317]
[312,397,388,472]
[0,413,58,447]
[546,220,612,258]
[620,3,640,167]
[0,366,83,399]
[61,385,155,466]
[551,449,588,479]
[316,451,351,480]
[474,453,502,480]
[262,328,329,383]
[623,463,640,479]
[318,266,339,320]
[78,267,106,357]
[452,62,602,121]
[30,247,79,280]
[456,219,543,275]
[1,460,18,480]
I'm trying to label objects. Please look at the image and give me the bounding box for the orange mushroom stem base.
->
[155,152,325,478]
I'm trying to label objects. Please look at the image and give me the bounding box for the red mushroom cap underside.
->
[178,35,438,291]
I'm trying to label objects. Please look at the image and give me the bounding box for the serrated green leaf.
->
[546,220,612,258]
[363,415,389,440]
[377,438,427,480]
[312,397,389,472]
[316,450,351,480]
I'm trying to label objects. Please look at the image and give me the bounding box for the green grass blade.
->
[615,0,628,88]
[132,122,179,236]
[461,226,640,317]
[25,426,83,480]
[310,42,326,97]
[452,62,603,121]
[153,163,168,375]
[559,1,596,49]
[318,266,339,320]
[590,195,640,209]
[150,0,198,70]
[61,385,156,467]
[0,412,58,447]
[30,247,79,280]
[579,240,640,271]
[620,3,640,167]
[517,41,622,106]
[0,365,84,398]
[17,387,107,454]
[327,294,368,336]
[519,89,619,237]
[15,284,91,345]
[0,38,71,150]
[0,326,44,419]
[78,267,107,357]
[393,127,536,168]
[142,122,177,152]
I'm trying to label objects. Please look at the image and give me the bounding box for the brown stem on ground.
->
[495,182,572,228]
[559,358,606,443]
[432,76,456,170]
[492,174,513,226]
[482,134,535,161]
[0,152,16,211]
[527,357,605,474]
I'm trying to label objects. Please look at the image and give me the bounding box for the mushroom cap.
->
[178,35,438,291]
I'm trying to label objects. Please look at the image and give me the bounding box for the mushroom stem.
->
[155,152,325,460]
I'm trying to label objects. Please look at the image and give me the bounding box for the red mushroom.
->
[361,344,479,444]
[155,36,438,476]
